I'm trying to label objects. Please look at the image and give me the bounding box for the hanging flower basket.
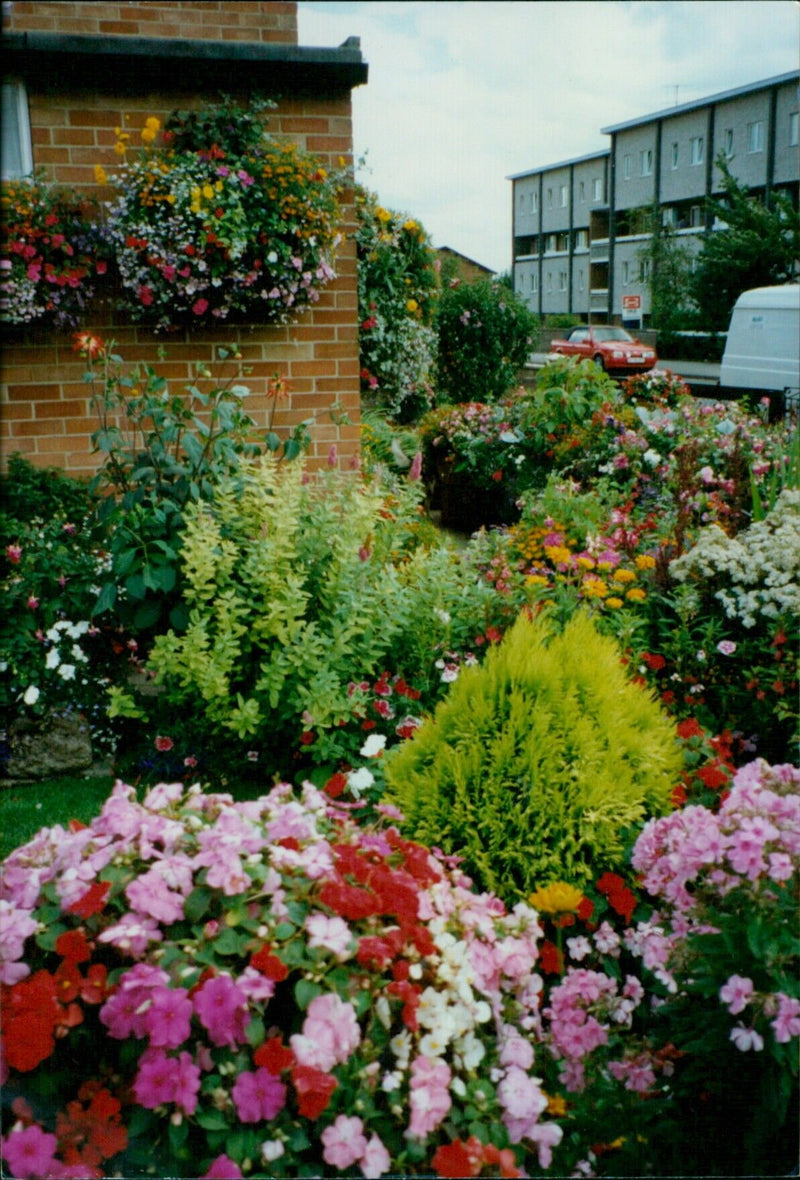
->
[101,101,344,331]
[0,176,108,331]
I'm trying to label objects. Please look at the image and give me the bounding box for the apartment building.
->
[510,71,800,325]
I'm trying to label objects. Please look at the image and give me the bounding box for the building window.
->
[547,187,553,208]
[622,260,630,286]
[546,272,553,293]
[531,190,538,212]
[747,120,764,153]
[578,180,585,202]
[545,234,557,253]
[558,270,567,292]
[662,206,676,227]
[531,271,538,293]
[671,141,679,169]
[559,184,568,207]
[790,111,799,147]
[690,136,704,165]
[690,205,703,228]
[723,128,734,157]
[639,259,651,282]
[640,149,653,176]
[1,80,33,180]
[578,268,585,292]
[623,154,632,180]
[574,228,588,249]
[592,177,603,202]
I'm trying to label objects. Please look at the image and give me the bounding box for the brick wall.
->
[1,2,365,476]
[3,1,298,44]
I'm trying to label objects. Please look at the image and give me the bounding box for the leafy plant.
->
[436,278,537,403]
[384,609,682,901]
[0,454,97,543]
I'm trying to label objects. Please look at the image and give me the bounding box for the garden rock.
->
[6,711,92,779]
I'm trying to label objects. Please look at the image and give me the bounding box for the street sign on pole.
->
[622,295,642,311]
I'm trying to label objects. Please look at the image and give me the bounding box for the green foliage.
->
[85,343,307,637]
[356,186,439,421]
[692,158,800,331]
[0,454,97,542]
[384,610,682,901]
[637,204,697,339]
[436,278,538,403]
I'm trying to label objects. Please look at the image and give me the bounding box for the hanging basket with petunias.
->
[99,100,345,331]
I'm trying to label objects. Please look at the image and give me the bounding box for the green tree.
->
[638,204,696,340]
[692,158,799,331]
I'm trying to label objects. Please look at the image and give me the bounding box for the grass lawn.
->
[0,773,116,860]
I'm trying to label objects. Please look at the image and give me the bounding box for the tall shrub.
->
[384,609,682,900]
[436,279,537,403]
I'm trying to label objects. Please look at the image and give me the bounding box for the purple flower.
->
[231,1067,287,1122]
[144,986,193,1048]
[202,1155,243,1179]
[1,1125,58,1179]
[193,973,249,1047]
[717,640,737,656]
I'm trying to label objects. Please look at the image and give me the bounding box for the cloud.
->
[299,1,799,271]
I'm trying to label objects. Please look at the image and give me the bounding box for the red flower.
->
[138,285,153,306]
[539,940,563,974]
[53,959,83,1004]
[80,964,110,1005]
[491,469,503,481]
[642,652,667,672]
[66,880,110,919]
[291,1064,337,1118]
[55,929,91,964]
[250,946,289,982]
[432,1138,483,1178]
[192,297,209,316]
[671,783,688,808]
[676,717,704,740]
[2,971,60,1071]
[154,735,173,752]
[577,896,595,923]
[72,331,105,359]
[697,762,729,790]
[596,872,637,924]
[299,730,316,746]
[323,772,348,799]
[254,1036,295,1076]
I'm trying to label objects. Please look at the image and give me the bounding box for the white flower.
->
[45,648,61,670]
[359,733,387,758]
[643,448,661,467]
[730,1024,764,1052]
[347,767,374,798]
[434,608,451,625]
[57,664,76,681]
[23,685,40,706]
[261,1140,285,1163]
[567,936,592,961]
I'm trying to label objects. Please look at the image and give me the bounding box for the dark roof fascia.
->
[507,148,609,181]
[601,70,800,134]
[3,31,368,93]
[436,246,493,274]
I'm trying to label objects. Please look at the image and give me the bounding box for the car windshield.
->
[592,327,634,342]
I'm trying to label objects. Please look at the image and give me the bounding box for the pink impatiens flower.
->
[729,1024,764,1052]
[408,1055,452,1138]
[719,974,754,1016]
[193,974,249,1048]
[0,1124,58,1179]
[202,1155,243,1179]
[231,1068,287,1123]
[144,985,193,1048]
[304,913,353,959]
[291,992,361,1072]
[321,1114,368,1170]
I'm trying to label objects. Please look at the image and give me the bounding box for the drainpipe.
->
[765,85,778,207]
[538,172,544,319]
[608,138,616,321]
[704,105,715,231]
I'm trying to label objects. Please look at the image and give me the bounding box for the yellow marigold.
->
[576,556,595,570]
[145,116,161,131]
[613,568,636,583]
[93,164,108,185]
[635,554,657,570]
[626,587,647,602]
[544,545,572,565]
[403,219,419,232]
[202,184,215,200]
[606,597,624,609]
[582,577,609,598]
[376,206,392,223]
[597,560,613,572]
[525,574,550,587]
[113,140,128,156]
[530,881,585,915]
[406,298,419,313]
[545,1093,568,1117]
[141,127,157,144]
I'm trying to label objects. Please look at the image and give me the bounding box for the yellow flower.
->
[406,298,418,313]
[544,1093,568,1117]
[376,206,392,223]
[93,164,108,185]
[141,127,157,144]
[525,574,550,587]
[166,193,176,205]
[145,116,161,131]
[626,588,647,602]
[113,141,128,156]
[530,881,585,915]
[576,556,595,570]
[215,179,224,192]
[606,597,624,609]
[202,184,215,200]
[635,554,657,570]
[597,560,613,572]
[582,577,609,598]
[403,219,419,232]
[612,568,636,583]
[544,545,572,565]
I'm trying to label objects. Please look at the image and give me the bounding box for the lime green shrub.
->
[384,609,682,900]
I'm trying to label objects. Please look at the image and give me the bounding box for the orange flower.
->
[72,331,105,359]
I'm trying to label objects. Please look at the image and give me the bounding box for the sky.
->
[298,0,800,273]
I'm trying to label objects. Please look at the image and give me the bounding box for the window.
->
[639,259,651,282]
[623,154,632,180]
[574,228,588,249]
[747,121,764,153]
[531,190,538,213]
[592,177,603,202]
[547,187,553,208]
[640,149,653,176]
[790,112,799,147]
[545,234,557,252]
[723,128,734,157]
[622,261,630,286]
[578,180,585,202]
[662,206,676,227]
[1,80,33,180]
[671,141,679,169]
[578,268,585,292]
[690,136,704,165]
[690,205,703,228]
[559,184,568,207]
[558,270,567,292]
[531,271,538,293]
[546,272,553,293]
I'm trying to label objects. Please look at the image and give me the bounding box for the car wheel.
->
[593,353,606,371]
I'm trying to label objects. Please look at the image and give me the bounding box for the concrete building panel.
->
[713,91,771,191]
[659,109,710,203]
[772,80,800,186]
[614,125,658,211]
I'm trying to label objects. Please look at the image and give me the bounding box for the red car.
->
[550,325,657,373]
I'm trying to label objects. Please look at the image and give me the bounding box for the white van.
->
[719,285,800,411]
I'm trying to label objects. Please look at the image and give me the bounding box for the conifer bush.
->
[384,609,682,900]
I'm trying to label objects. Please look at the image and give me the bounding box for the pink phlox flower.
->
[594,921,621,955]
[361,1133,392,1178]
[231,1067,287,1123]
[126,859,191,926]
[529,1120,564,1169]
[321,1114,368,1170]
[291,992,361,1072]
[144,985,193,1048]
[97,911,164,957]
[770,993,800,1043]
[237,966,276,1003]
[496,935,537,983]
[304,913,354,958]
[202,1154,243,1179]
[143,781,184,810]
[498,1064,547,1126]
[1,1124,59,1179]
[498,1027,535,1071]
[730,1024,764,1052]
[269,839,334,880]
[719,974,754,1016]
[193,974,249,1048]
[608,1053,657,1092]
